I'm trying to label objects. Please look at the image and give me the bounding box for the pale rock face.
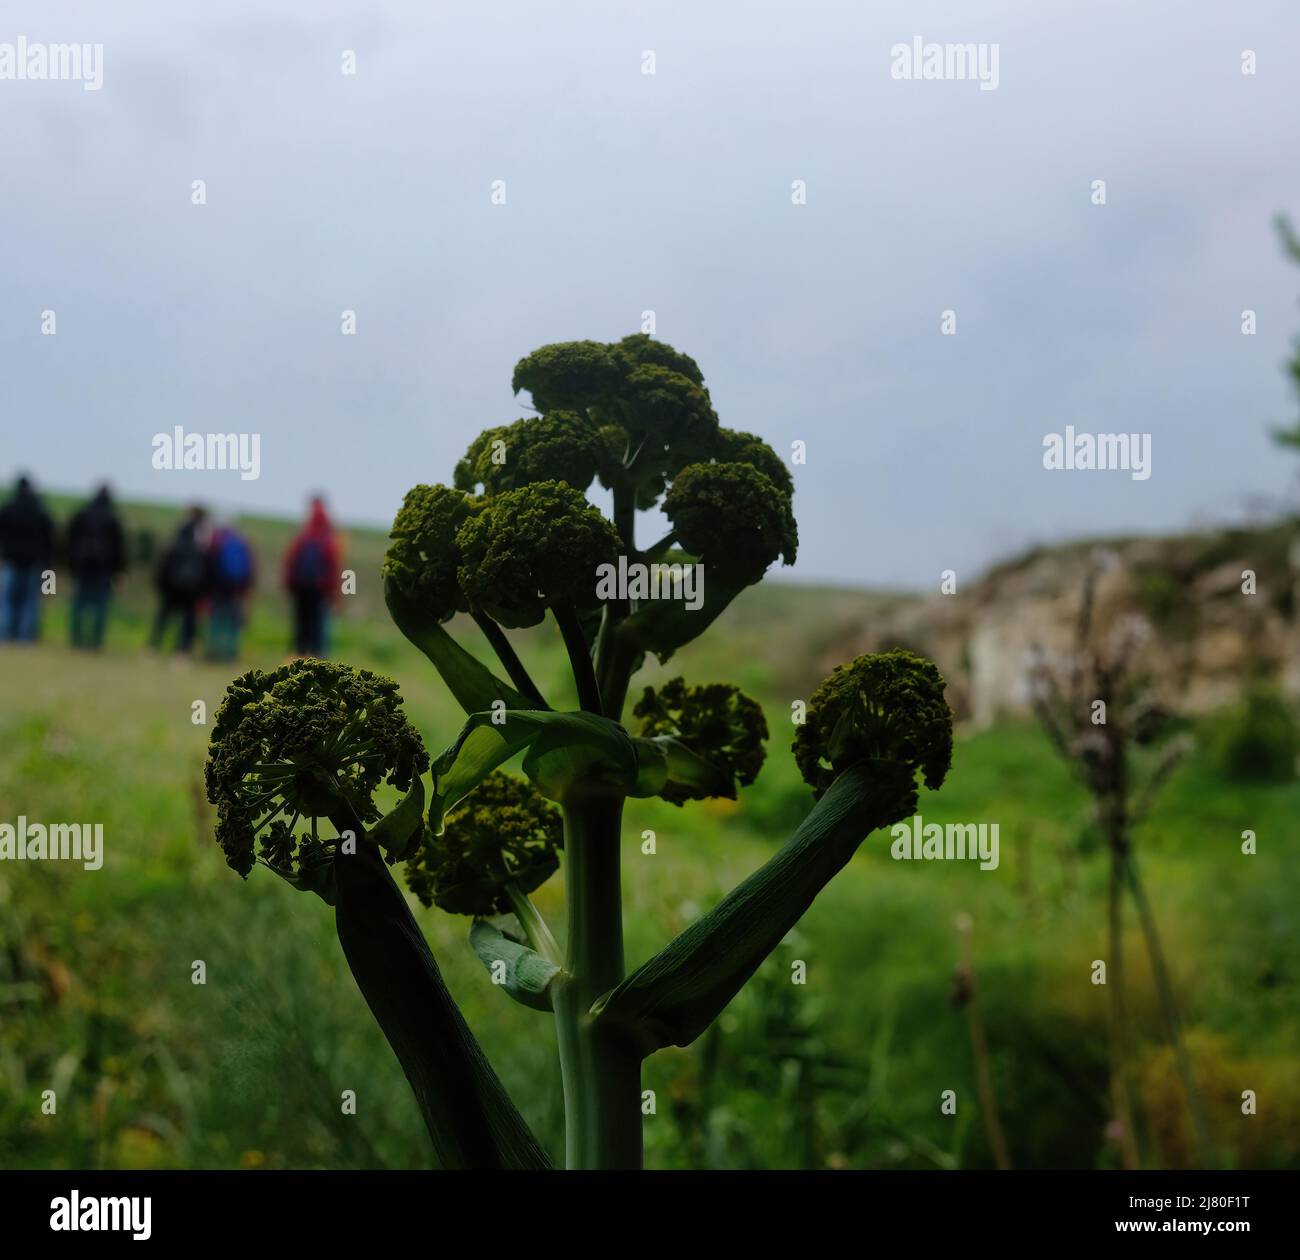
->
[832,526,1297,728]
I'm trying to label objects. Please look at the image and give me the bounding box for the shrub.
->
[1208,687,1298,783]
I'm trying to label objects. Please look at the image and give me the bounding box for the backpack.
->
[166,533,207,594]
[214,532,252,588]
[71,517,112,570]
[290,537,329,591]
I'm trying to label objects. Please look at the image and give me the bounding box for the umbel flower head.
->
[708,426,795,499]
[510,336,721,506]
[383,483,479,623]
[611,332,705,385]
[620,364,716,456]
[634,677,769,805]
[510,340,624,414]
[205,660,428,882]
[794,649,953,815]
[404,771,563,916]
[664,461,797,584]
[454,480,622,628]
[454,411,605,496]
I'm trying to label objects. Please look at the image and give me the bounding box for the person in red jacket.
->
[283,496,341,657]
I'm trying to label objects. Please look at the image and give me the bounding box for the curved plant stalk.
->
[331,816,552,1169]
[384,577,534,716]
[593,760,916,1056]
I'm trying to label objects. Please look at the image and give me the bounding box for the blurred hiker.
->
[66,485,127,650]
[150,506,208,654]
[0,475,55,643]
[283,496,340,657]
[206,518,254,661]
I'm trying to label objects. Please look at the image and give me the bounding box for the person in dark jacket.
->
[283,497,341,657]
[205,518,255,661]
[0,475,55,643]
[150,506,208,654]
[67,485,127,650]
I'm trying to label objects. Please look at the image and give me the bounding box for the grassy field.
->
[0,504,1296,1170]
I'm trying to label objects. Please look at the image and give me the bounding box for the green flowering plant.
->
[205,336,954,1170]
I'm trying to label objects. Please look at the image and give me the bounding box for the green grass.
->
[1,509,1296,1169]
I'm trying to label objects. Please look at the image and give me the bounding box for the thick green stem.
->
[553,794,642,1169]
[1121,850,1216,1167]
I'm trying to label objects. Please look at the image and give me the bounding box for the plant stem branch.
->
[593,602,616,701]
[612,481,636,553]
[552,602,603,714]
[593,480,638,715]
[597,630,639,723]
[472,610,548,708]
[642,530,678,562]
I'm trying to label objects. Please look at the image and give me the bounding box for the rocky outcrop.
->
[828,523,1298,727]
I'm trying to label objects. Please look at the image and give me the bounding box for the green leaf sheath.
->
[332,837,552,1169]
[629,734,735,801]
[428,708,639,832]
[552,795,644,1170]
[384,577,533,715]
[368,773,426,863]
[469,918,562,1012]
[593,759,917,1055]
[617,568,749,659]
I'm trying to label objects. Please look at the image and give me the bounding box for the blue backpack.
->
[215,532,252,588]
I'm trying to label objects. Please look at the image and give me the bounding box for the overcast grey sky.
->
[3,0,1299,589]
